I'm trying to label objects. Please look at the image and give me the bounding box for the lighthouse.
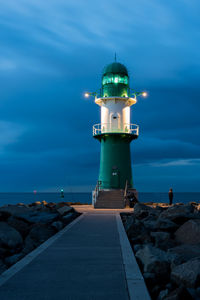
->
[86,60,146,208]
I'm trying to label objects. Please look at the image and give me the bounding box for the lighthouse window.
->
[102,75,128,85]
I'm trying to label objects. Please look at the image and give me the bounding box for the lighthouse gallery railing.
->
[93,123,139,136]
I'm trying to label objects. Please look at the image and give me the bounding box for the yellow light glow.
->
[142,92,148,97]
[84,92,89,98]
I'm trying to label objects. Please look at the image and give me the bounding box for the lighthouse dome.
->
[102,62,129,97]
[103,62,128,76]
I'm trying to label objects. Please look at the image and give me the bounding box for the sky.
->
[0,0,200,192]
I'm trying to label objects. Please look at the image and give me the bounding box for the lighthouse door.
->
[110,113,120,132]
[111,167,120,188]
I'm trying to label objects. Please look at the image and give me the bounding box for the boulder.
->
[133,244,143,253]
[5,253,25,267]
[168,244,200,262]
[164,286,193,300]
[0,259,7,275]
[156,218,178,232]
[159,204,194,224]
[0,247,7,259]
[130,232,152,245]
[171,258,200,288]
[23,224,55,254]
[0,211,11,221]
[0,222,23,249]
[151,231,170,249]
[143,272,157,286]
[175,219,200,245]
[16,211,59,224]
[27,224,55,244]
[0,205,30,216]
[62,213,75,224]
[7,216,30,238]
[158,289,169,300]
[51,221,63,231]
[143,215,158,231]
[135,245,170,277]
[126,219,146,239]
[57,206,73,216]
[122,214,136,232]
[133,203,154,219]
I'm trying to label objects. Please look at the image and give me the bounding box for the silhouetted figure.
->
[168,188,173,205]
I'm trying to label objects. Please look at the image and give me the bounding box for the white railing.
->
[93,123,139,136]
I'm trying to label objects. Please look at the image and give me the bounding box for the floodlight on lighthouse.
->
[142,91,148,97]
[84,92,97,98]
[84,92,90,98]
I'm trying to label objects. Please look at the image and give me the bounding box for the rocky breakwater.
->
[0,201,80,275]
[121,202,200,300]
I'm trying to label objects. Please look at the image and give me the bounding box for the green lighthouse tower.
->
[86,60,146,208]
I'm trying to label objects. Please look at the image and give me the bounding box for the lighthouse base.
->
[93,189,125,209]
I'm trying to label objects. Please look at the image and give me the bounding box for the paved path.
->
[0,207,150,300]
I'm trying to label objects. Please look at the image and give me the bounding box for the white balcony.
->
[93,123,139,136]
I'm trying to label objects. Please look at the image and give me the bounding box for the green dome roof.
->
[103,62,128,76]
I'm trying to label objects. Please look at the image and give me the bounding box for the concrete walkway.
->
[0,207,150,300]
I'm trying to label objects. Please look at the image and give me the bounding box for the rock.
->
[42,200,48,206]
[151,232,171,249]
[0,205,30,216]
[46,202,56,209]
[126,219,146,239]
[133,203,154,219]
[164,286,193,300]
[7,216,30,238]
[133,244,143,252]
[56,202,70,209]
[131,232,152,245]
[5,253,25,266]
[168,244,200,262]
[135,245,170,278]
[186,288,199,299]
[175,219,200,245]
[22,236,36,254]
[158,289,169,300]
[123,214,136,232]
[143,272,157,287]
[0,222,23,249]
[0,259,7,275]
[196,287,200,297]
[57,206,73,216]
[143,215,158,231]
[0,211,11,221]
[159,204,194,224]
[171,258,200,288]
[0,247,7,259]
[28,224,55,244]
[51,221,63,231]
[156,218,178,232]
[23,224,55,254]
[62,213,75,224]
[16,211,59,224]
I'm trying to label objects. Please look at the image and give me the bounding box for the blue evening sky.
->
[0,0,200,192]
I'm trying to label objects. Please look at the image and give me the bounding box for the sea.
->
[0,192,199,207]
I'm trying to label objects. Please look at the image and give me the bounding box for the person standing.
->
[168,188,173,205]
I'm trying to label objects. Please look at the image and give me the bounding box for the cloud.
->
[149,158,200,167]
[0,121,25,151]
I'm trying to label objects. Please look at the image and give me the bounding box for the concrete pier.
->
[0,206,150,300]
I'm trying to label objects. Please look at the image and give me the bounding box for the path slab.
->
[0,207,150,300]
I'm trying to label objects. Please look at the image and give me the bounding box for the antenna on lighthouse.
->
[114,52,117,62]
